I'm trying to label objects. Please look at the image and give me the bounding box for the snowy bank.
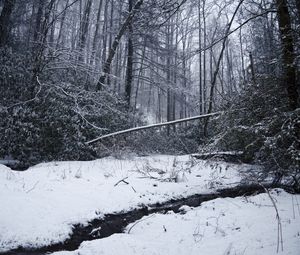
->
[0,155,244,252]
[52,189,300,255]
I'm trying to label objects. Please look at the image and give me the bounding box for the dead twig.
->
[26,181,39,193]
[114,177,129,186]
[127,214,155,234]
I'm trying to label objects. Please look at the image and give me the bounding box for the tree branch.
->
[86,111,222,144]
[192,9,277,56]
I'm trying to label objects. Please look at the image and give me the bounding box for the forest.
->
[0,0,299,254]
[0,0,299,186]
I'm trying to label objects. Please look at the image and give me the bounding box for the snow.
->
[0,155,299,254]
[0,155,243,252]
[52,189,300,255]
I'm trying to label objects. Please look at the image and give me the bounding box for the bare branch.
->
[191,9,277,57]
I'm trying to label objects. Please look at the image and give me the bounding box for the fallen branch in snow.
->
[90,226,101,237]
[192,151,244,163]
[192,151,243,157]
[127,214,155,234]
[86,111,222,144]
[26,181,39,193]
[114,177,129,186]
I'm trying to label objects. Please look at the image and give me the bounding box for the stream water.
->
[2,184,275,255]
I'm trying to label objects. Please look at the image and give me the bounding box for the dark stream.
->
[2,184,278,255]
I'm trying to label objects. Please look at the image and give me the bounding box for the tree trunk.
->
[276,0,298,110]
[107,0,115,86]
[204,0,244,136]
[296,0,300,20]
[78,0,93,62]
[239,27,246,85]
[48,1,58,49]
[0,0,16,47]
[166,21,172,135]
[32,0,56,74]
[198,0,203,114]
[101,0,109,72]
[202,0,207,113]
[90,0,103,65]
[134,40,146,114]
[97,0,143,91]
[249,52,256,85]
[86,112,222,144]
[33,0,45,44]
[56,0,70,49]
[125,0,134,107]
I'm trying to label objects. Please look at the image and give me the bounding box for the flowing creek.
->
[3,184,280,255]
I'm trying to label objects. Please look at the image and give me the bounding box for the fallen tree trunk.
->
[192,151,244,163]
[86,111,222,145]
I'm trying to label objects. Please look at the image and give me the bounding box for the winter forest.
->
[0,0,300,254]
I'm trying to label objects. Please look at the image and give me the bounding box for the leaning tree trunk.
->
[276,0,299,110]
[0,0,16,47]
[203,0,244,136]
[96,0,143,91]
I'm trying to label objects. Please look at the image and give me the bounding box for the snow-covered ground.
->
[0,154,299,254]
[52,189,300,255]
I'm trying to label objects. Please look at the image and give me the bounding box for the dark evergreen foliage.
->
[0,48,133,168]
[204,75,299,189]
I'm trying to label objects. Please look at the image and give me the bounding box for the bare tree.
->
[204,0,245,136]
[97,0,143,91]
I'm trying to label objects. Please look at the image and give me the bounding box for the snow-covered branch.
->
[86,111,222,145]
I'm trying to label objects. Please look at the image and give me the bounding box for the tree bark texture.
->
[125,0,134,106]
[0,0,16,47]
[276,0,299,110]
[78,0,93,62]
